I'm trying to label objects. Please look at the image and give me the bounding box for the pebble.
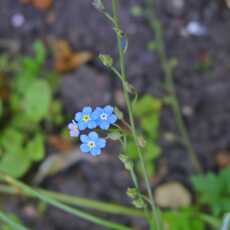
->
[164,0,185,16]
[11,13,25,28]
[182,21,208,37]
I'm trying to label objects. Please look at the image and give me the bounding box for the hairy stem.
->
[111,1,161,229]
[145,0,202,173]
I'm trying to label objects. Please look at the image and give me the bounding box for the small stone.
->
[155,181,191,208]
[182,105,193,117]
[11,13,25,28]
[163,0,185,16]
[182,21,208,37]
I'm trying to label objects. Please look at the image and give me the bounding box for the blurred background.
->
[0,0,230,229]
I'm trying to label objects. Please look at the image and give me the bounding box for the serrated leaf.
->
[23,80,51,122]
[163,208,205,230]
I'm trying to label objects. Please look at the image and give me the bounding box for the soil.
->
[1,0,230,229]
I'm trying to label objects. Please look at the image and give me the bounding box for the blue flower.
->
[92,105,117,130]
[80,132,106,156]
[75,106,97,130]
[68,120,80,137]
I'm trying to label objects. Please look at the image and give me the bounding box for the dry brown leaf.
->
[33,147,95,184]
[48,135,74,152]
[155,181,191,209]
[21,0,53,10]
[52,40,94,73]
[216,151,230,168]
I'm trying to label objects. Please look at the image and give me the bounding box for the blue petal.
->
[97,138,106,148]
[91,147,101,156]
[104,105,113,115]
[92,108,102,119]
[89,132,98,140]
[108,114,117,124]
[68,123,74,129]
[70,130,79,137]
[75,112,82,121]
[88,120,97,129]
[83,106,92,114]
[80,135,89,143]
[100,121,110,130]
[78,121,87,131]
[80,144,90,153]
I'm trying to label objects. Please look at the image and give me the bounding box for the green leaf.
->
[26,133,45,161]
[10,114,36,131]
[21,57,40,76]
[0,128,23,155]
[33,40,46,65]
[99,54,113,67]
[126,139,137,159]
[191,167,230,217]
[0,150,31,178]
[141,114,160,137]
[130,5,143,17]
[133,95,161,117]
[23,80,51,122]
[107,131,122,141]
[163,208,205,230]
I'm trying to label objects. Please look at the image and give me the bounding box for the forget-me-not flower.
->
[68,120,80,137]
[92,105,117,130]
[80,132,106,156]
[75,106,97,130]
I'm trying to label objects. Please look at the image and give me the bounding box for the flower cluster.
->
[68,105,117,156]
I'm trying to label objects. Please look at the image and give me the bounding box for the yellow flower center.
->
[83,115,90,122]
[88,141,96,149]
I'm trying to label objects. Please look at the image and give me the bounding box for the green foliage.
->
[23,80,51,123]
[192,166,230,217]
[0,213,23,230]
[126,95,161,176]
[163,208,205,230]
[0,41,64,178]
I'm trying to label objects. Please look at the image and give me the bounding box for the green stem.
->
[0,210,29,230]
[145,0,202,173]
[0,184,144,218]
[0,173,133,230]
[111,1,161,229]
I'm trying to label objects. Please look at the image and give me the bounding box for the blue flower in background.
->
[80,132,106,156]
[75,106,97,130]
[68,120,80,137]
[92,105,117,130]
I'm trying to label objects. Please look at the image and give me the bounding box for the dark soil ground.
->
[1,0,230,229]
